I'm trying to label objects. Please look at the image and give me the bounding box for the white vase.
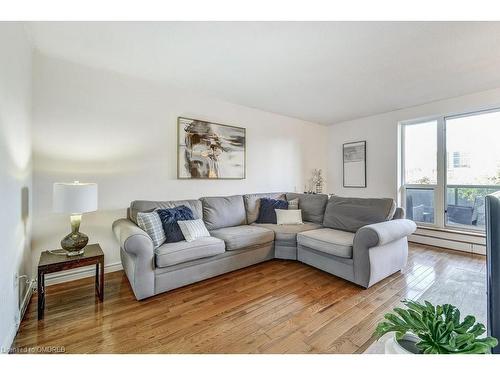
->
[384,333,420,354]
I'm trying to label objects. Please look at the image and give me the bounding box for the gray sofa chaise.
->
[112,193,416,300]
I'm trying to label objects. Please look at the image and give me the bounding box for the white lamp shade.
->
[53,182,98,214]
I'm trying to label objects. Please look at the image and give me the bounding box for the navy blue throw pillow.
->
[256,198,289,224]
[156,205,195,243]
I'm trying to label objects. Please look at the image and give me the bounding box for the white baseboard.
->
[409,226,487,256]
[19,281,34,323]
[1,280,35,354]
[1,325,17,354]
[44,261,123,286]
[410,234,486,255]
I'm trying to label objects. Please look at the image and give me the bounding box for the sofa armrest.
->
[112,218,154,257]
[354,219,416,248]
[352,219,416,288]
[112,218,155,300]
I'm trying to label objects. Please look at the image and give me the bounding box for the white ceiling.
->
[28,22,500,125]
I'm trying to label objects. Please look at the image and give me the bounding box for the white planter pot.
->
[384,333,421,354]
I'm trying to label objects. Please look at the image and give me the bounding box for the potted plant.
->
[375,299,498,354]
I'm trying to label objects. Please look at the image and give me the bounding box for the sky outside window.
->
[404,120,437,184]
[446,111,500,186]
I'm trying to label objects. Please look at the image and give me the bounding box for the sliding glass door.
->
[445,110,500,230]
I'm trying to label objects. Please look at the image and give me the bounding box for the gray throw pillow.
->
[288,198,299,210]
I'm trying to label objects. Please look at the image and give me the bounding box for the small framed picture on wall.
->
[343,141,366,188]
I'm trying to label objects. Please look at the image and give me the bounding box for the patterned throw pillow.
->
[256,198,289,224]
[178,219,211,242]
[156,205,195,243]
[287,198,299,210]
[136,211,166,249]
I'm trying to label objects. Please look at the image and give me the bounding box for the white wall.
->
[327,87,500,200]
[31,52,328,279]
[0,23,33,351]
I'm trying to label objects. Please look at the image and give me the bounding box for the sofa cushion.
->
[210,225,274,251]
[157,205,195,243]
[129,199,202,224]
[243,192,286,224]
[322,196,397,233]
[252,222,322,246]
[155,236,225,268]
[297,228,354,258]
[200,195,247,230]
[285,193,328,224]
[256,198,288,224]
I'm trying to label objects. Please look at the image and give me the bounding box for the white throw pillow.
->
[275,209,303,225]
[178,219,211,242]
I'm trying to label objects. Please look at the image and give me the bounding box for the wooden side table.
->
[37,243,104,320]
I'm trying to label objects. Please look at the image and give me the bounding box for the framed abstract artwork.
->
[343,141,366,188]
[177,117,246,179]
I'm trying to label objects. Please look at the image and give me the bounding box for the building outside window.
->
[452,151,471,168]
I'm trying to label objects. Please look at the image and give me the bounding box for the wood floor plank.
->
[11,243,486,354]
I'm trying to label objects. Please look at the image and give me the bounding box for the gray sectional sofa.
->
[112,193,416,300]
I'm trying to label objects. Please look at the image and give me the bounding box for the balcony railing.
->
[405,184,500,230]
[446,185,500,229]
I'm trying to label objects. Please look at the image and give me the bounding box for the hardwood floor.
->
[11,243,486,354]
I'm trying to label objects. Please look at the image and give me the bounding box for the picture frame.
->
[343,141,366,188]
[177,117,246,179]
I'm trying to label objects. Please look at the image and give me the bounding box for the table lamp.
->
[53,181,98,256]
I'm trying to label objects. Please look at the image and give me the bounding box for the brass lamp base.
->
[61,214,89,257]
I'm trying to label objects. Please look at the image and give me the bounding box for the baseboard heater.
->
[409,227,486,255]
[17,276,35,329]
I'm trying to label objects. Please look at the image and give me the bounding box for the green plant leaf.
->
[468,323,486,337]
[403,300,427,313]
[456,315,476,333]
[408,310,426,330]
[384,313,407,327]
[424,300,436,314]
[436,305,443,317]
[452,309,461,326]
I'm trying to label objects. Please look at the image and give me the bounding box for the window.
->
[402,120,438,224]
[401,109,500,232]
[405,187,435,223]
[445,111,500,229]
[403,121,437,185]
